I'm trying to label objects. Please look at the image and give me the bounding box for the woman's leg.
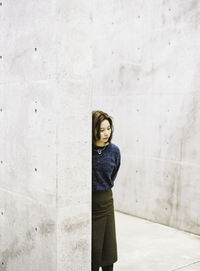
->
[102,264,113,271]
[92,263,99,271]
[92,216,107,269]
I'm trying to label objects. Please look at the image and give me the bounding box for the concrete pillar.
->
[0,1,92,270]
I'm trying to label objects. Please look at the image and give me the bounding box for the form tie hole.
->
[0,3,2,6]
[35,227,38,231]
[35,109,37,113]
[35,168,37,172]
[0,56,2,59]
[35,48,37,51]
[1,211,3,215]
[0,108,2,112]
[0,161,3,164]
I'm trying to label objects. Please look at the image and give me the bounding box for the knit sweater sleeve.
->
[111,147,121,183]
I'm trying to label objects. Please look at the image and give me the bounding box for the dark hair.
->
[92,110,114,147]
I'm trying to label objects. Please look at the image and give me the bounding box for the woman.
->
[92,110,121,271]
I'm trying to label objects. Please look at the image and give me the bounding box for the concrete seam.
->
[170,260,200,271]
[0,187,54,207]
[115,210,200,237]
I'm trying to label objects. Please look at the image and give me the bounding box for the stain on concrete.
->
[161,91,200,234]
[131,64,141,73]
[119,65,125,86]
[61,216,89,233]
[168,166,181,226]
[186,0,199,14]
[179,207,200,235]
[185,0,200,29]
[0,235,34,271]
[180,93,200,143]
[118,64,142,89]
[170,0,200,28]
[73,239,88,251]
[145,65,157,76]
[38,220,55,236]
[0,220,55,270]
[153,162,182,227]
[162,13,166,25]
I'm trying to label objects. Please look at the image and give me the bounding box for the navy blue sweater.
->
[92,142,121,192]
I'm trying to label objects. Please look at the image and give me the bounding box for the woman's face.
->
[95,119,111,145]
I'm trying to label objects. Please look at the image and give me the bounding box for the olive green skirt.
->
[92,189,118,268]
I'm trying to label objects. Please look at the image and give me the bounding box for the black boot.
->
[102,264,113,271]
[92,262,99,271]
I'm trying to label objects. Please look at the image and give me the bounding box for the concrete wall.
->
[0,1,91,270]
[92,0,200,235]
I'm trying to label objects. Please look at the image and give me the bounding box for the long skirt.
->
[92,189,118,270]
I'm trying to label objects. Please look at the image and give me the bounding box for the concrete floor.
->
[114,211,200,271]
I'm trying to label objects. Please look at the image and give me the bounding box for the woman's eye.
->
[100,128,110,132]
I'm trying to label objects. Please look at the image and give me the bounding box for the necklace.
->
[97,146,106,155]
[93,144,109,155]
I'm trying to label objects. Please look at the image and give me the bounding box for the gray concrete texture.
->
[92,0,200,235]
[0,0,92,270]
